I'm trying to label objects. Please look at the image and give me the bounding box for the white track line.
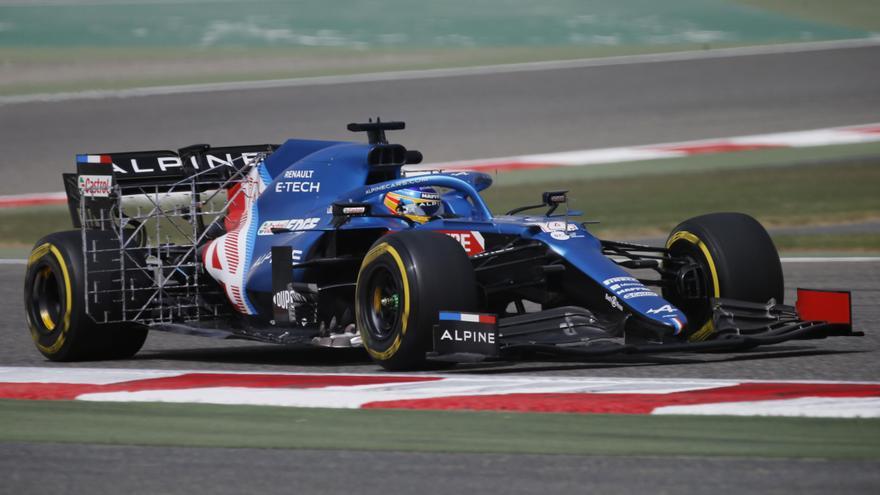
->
[3,37,879,106]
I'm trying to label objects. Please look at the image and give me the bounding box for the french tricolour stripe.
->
[439,312,496,324]
[2,367,878,418]
[75,154,112,164]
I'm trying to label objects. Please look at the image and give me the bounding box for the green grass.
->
[1,0,863,49]
[483,160,880,239]
[735,0,880,31]
[2,399,879,458]
[0,206,71,250]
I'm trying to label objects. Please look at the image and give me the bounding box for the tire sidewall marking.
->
[357,242,411,361]
[26,243,73,354]
[666,230,721,298]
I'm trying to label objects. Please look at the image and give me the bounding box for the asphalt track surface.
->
[1,44,880,195]
[2,45,880,493]
[3,443,879,495]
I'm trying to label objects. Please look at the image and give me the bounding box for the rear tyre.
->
[356,231,479,370]
[663,212,783,341]
[23,230,148,361]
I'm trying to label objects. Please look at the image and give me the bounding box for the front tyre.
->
[664,212,783,341]
[356,231,478,370]
[24,230,148,361]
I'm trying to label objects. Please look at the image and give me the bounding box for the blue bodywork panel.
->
[227,136,686,335]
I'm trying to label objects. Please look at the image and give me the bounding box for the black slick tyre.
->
[664,212,783,341]
[23,230,148,361]
[356,231,478,370]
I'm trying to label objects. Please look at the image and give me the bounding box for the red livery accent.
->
[225,182,246,231]
[796,288,852,324]
[224,231,240,272]
[440,230,486,256]
[210,242,223,270]
[479,315,496,324]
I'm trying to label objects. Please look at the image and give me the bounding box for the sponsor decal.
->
[364,177,430,195]
[441,231,486,256]
[438,329,496,345]
[78,175,113,197]
[609,282,644,291]
[617,286,651,295]
[258,221,290,235]
[81,152,263,176]
[275,181,320,193]
[283,170,315,179]
[251,249,303,269]
[605,293,624,311]
[257,218,320,236]
[603,276,639,286]
[434,311,499,356]
[623,291,658,300]
[602,276,660,300]
[550,231,570,241]
[530,221,579,233]
[647,304,676,315]
[273,289,310,310]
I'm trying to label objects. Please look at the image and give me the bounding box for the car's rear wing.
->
[63,143,278,227]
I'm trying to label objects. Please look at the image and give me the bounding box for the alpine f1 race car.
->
[24,120,860,370]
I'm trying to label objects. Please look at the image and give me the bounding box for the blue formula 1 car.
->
[24,120,858,369]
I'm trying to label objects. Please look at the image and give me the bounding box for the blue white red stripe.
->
[203,168,269,315]
[76,154,112,164]
[439,312,496,324]
[669,317,684,334]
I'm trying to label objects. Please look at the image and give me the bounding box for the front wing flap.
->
[430,291,861,362]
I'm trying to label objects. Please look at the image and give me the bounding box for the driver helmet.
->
[384,186,441,223]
